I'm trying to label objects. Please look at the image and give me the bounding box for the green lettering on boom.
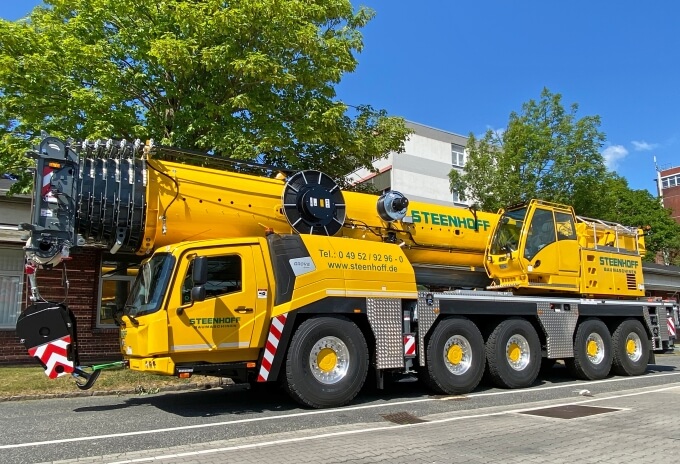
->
[410,210,491,231]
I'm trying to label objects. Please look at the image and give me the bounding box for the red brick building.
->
[0,178,129,364]
[659,166,680,223]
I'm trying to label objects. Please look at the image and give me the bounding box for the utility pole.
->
[654,156,670,265]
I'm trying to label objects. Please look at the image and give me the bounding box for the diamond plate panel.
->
[655,306,669,340]
[536,302,579,358]
[643,306,663,350]
[416,292,439,367]
[366,298,404,369]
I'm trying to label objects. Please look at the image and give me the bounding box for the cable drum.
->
[282,170,346,235]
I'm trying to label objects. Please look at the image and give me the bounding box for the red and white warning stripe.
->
[404,334,416,357]
[257,313,288,382]
[28,335,74,379]
[668,317,677,338]
[41,166,58,203]
[41,166,53,198]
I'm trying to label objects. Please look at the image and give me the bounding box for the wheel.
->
[283,316,368,408]
[423,317,485,395]
[486,318,541,388]
[611,319,649,376]
[566,318,612,380]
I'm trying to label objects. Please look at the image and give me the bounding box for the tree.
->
[0,0,410,190]
[449,88,608,216]
[598,175,680,263]
[450,88,680,263]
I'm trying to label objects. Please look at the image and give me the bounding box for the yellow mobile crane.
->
[16,137,676,408]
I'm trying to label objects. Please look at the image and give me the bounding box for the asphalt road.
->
[2,354,680,464]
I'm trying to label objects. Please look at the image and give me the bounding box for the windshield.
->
[489,207,527,255]
[124,253,175,317]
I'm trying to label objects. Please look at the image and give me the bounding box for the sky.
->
[2,1,679,194]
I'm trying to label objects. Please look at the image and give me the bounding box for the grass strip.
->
[0,366,216,397]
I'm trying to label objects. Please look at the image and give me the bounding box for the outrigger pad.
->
[16,302,78,378]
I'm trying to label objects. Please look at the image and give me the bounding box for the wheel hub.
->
[443,335,472,375]
[587,340,599,357]
[585,333,605,364]
[506,334,530,371]
[508,343,521,363]
[317,348,338,372]
[447,345,463,365]
[309,336,350,385]
[625,333,642,362]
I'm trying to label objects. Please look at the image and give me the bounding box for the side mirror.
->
[192,257,208,285]
[113,307,124,326]
[191,285,206,303]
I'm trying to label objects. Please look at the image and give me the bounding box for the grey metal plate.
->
[416,293,439,367]
[381,412,428,424]
[519,405,621,419]
[366,298,404,369]
[536,303,579,358]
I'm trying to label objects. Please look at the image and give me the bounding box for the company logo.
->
[411,210,491,231]
[599,257,639,268]
[289,257,316,276]
[189,317,240,328]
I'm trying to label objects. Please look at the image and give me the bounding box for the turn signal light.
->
[246,362,257,368]
[178,372,192,379]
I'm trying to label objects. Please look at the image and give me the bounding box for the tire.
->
[565,318,612,380]
[423,317,485,395]
[611,319,649,376]
[283,316,368,408]
[486,318,541,389]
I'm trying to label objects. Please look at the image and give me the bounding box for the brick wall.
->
[0,248,122,365]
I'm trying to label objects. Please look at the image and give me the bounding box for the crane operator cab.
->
[485,199,644,297]
[486,200,581,294]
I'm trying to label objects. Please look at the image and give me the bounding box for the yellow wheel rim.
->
[443,335,472,375]
[317,347,338,372]
[626,339,637,356]
[507,343,521,363]
[587,340,599,357]
[447,345,463,365]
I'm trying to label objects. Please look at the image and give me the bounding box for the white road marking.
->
[107,384,680,464]
[3,371,680,450]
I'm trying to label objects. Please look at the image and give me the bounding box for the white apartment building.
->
[348,121,470,207]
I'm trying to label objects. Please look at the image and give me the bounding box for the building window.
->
[0,247,23,329]
[452,191,463,204]
[451,143,466,167]
[661,174,680,189]
[98,262,139,327]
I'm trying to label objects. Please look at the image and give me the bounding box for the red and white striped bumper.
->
[257,313,288,382]
[28,335,74,379]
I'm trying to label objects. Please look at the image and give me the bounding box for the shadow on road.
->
[72,358,677,416]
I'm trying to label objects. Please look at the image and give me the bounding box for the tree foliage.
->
[0,0,410,189]
[450,88,608,216]
[450,88,680,262]
[598,175,680,264]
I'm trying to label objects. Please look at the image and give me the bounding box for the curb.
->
[0,380,227,402]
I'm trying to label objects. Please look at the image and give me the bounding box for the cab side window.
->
[182,255,242,303]
[524,209,556,260]
[555,212,577,241]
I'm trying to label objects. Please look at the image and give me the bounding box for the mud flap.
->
[16,302,79,379]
